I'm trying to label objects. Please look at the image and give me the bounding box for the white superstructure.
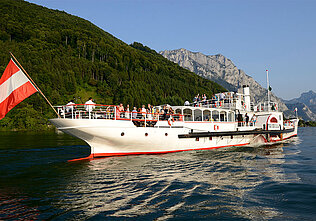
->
[50,86,298,160]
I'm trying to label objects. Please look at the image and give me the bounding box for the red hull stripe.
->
[268,134,297,143]
[0,59,20,85]
[68,142,250,162]
[0,81,37,120]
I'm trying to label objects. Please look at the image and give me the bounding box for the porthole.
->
[196,137,199,141]
[145,133,148,136]
[121,132,125,136]
[165,133,168,136]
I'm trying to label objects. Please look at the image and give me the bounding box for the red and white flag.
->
[0,59,38,120]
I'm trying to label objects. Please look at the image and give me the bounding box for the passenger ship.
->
[50,86,298,160]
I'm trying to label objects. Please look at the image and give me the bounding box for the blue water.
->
[0,127,315,220]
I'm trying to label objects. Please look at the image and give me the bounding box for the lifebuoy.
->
[168,117,175,126]
[214,125,219,130]
[219,101,222,107]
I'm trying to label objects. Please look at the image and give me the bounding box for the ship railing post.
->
[114,106,116,120]
[63,106,65,119]
[145,112,146,127]
[71,106,74,119]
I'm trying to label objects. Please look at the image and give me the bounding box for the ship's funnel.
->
[243,85,251,111]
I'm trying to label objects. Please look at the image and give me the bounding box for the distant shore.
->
[298,120,316,127]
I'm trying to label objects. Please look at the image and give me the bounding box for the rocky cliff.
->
[160,48,289,112]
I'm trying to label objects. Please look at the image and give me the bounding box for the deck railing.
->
[254,102,279,112]
[189,95,278,112]
[54,104,184,126]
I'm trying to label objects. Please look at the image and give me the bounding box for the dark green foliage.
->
[0,0,226,130]
[298,120,316,127]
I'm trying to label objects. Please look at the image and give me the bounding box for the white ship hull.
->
[50,117,298,160]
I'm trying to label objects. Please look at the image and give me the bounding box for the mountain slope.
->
[283,90,316,121]
[160,48,289,112]
[285,90,316,113]
[0,0,225,130]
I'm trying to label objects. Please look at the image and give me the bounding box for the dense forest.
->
[0,0,226,131]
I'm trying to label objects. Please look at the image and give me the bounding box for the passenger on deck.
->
[132,107,137,119]
[147,104,152,120]
[106,106,111,119]
[84,97,95,112]
[251,114,257,126]
[154,108,160,120]
[169,107,174,115]
[141,105,146,119]
[193,95,198,107]
[237,111,243,127]
[219,92,225,101]
[163,105,169,120]
[245,113,249,126]
[125,104,130,119]
[147,104,153,120]
[184,100,190,106]
[160,108,164,120]
[212,94,218,101]
[66,100,75,113]
[118,103,124,118]
[197,95,201,106]
[118,103,124,112]
[202,94,207,105]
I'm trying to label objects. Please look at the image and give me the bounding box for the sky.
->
[27,0,316,100]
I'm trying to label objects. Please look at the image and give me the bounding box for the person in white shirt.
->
[85,97,95,112]
[66,100,75,113]
[141,105,146,119]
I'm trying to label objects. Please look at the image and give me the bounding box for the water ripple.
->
[0,128,315,220]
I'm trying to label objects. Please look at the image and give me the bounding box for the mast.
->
[266,69,270,111]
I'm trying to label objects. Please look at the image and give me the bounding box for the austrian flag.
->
[0,59,38,120]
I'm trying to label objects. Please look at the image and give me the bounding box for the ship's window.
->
[220,111,227,122]
[203,110,211,121]
[212,110,219,121]
[174,108,182,121]
[228,111,234,122]
[194,109,202,121]
[183,108,193,121]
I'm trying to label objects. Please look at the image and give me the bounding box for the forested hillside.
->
[0,0,225,130]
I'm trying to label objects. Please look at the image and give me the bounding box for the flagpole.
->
[9,52,61,118]
[266,69,270,111]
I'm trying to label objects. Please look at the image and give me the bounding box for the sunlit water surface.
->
[0,128,315,220]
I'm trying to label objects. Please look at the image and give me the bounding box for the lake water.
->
[0,127,315,220]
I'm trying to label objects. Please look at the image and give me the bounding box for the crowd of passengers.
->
[64,97,176,121]
[191,92,237,107]
[64,96,256,125]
